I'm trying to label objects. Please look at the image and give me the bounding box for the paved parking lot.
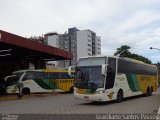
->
[0,88,160,114]
[0,89,159,119]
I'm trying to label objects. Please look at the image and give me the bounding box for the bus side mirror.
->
[101,64,107,76]
[68,66,75,77]
[4,75,17,81]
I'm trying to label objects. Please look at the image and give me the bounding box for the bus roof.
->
[79,55,118,59]
[78,55,156,67]
[12,69,73,74]
[119,57,156,67]
[13,69,42,73]
[43,69,69,72]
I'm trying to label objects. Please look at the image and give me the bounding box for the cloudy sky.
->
[1,0,160,63]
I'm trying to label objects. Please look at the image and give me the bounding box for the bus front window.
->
[75,66,104,91]
[6,72,24,86]
[6,76,18,86]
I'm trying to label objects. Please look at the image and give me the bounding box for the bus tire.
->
[146,87,152,96]
[116,90,123,103]
[22,88,30,94]
[70,86,74,93]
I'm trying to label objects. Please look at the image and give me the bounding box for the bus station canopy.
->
[0,30,72,61]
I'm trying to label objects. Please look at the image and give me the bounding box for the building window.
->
[88,35,91,38]
[88,48,91,51]
[88,44,91,47]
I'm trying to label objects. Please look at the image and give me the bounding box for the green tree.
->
[114,45,152,64]
[114,45,131,57]
[129,53,152,64]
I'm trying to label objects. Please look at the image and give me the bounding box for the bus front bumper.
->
[6,86,20,94]
[74,92,109,102]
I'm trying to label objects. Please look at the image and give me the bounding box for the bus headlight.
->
[96,90,105,94]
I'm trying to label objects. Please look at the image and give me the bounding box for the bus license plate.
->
[84,96,89,99]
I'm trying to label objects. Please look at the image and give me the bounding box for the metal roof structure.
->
[0,30,72,61]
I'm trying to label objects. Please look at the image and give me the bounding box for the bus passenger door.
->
[105,58,116,89]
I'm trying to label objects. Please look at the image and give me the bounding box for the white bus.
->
[5,69,74,94]
[68,55,158,102]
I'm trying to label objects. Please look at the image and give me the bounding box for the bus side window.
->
[35,72,45,80]
[54,73,59,79]
[23,72,35,81]
[58,73,62,79]
[47,72,54,79]
[59,72,66,79]
[63,72,70,79]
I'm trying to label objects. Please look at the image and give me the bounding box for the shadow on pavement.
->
[80,94,155,106]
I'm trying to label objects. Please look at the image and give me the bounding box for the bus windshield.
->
[75,66,104,91]
[77,57,105,66]
[6,72,24,86]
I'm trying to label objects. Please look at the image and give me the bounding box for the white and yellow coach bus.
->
[68,55,158,102]
[5,69,74,94]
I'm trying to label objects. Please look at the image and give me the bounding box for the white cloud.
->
[1,0,160,63]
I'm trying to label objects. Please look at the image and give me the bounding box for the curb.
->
[0,95,26,101]
[0,93,58,101]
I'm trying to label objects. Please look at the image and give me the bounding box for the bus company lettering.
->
[140,76,151,81]
[60,80,73,83]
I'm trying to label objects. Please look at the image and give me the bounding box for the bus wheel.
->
[116,90,123,103]
[70,86,74,93]
[22,88,30,94]
[146,87,152,96]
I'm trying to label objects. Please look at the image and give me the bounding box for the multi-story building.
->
[95,36,101,55]
[77,30,101,60]
[45,27,101,69]
[58,34,70,68]
[45,32,59,68]
[68,27,79,66]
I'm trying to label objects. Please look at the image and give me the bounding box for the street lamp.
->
[116,50,127,57]
[150,47,160,51]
